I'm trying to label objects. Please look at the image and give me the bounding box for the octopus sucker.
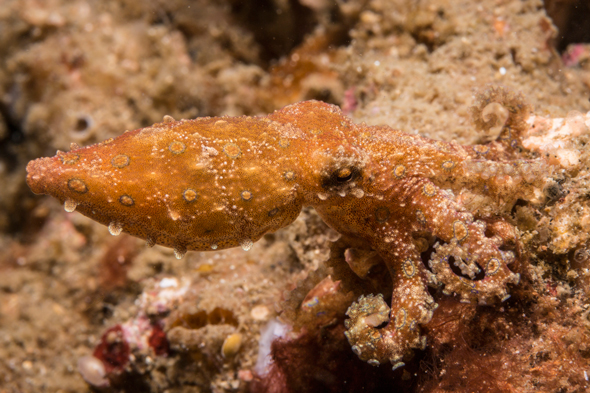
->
[26,86,550,369]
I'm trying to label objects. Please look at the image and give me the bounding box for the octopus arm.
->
[343,174,520,367]
[344,231,436,368]
[404,177,520,304]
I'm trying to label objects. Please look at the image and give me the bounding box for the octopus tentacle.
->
[429,239,519,305]
[402,177,519,304]
[344,245,436,368]
[342,174,520,366]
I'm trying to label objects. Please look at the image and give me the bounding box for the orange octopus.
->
[26,86,547,370]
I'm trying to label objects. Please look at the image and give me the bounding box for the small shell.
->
[221,333,242,358]
[77,356,109,388]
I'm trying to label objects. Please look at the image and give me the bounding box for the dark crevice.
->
[0,102,24,173]
[544,0,590,53]
[229,0,317,64]
[145,0,359,70]
[447,256,486,282]
[421,239,438,270]
[0,103,54,240]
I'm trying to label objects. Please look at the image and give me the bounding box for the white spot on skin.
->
[350,188,365,198]
[173,247,187,259]
[108,222,123,236]
[240,238,254,251]
[168,208,181,221]
[64,199,78,212]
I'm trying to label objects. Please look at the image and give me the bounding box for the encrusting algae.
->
[26,85,552,369]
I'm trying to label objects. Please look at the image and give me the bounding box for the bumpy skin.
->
[26,87,544,368]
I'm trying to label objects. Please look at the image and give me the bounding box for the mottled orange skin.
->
[26,87,542,368]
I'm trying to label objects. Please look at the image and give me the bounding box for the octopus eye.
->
[335,168,353,183]
[322,165,361,190]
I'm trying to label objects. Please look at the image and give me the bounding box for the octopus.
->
[26,86,548,370]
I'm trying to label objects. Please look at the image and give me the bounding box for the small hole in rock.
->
[73,115,93,133]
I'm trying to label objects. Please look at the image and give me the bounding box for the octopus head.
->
[302,143,367,203]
